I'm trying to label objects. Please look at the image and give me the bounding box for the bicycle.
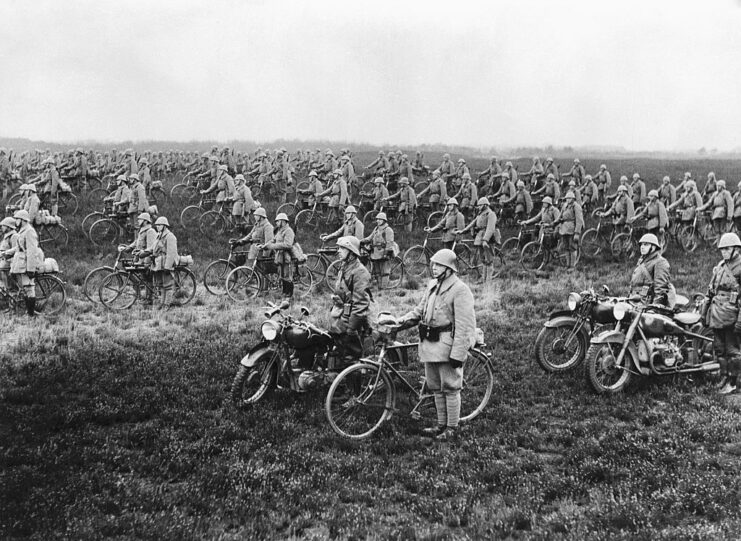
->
[180,194,217,231]
[324,317,494,440]
[224,247,314,302]
[275,180,312,222]
[501,223,538,267]
[580,217,627,259]
[520,224,581,271]
[202,243,251,296]
[294,201,342,235]
[304,242,341,288]
[83,246,133,302]
[402,234,477,279]
[89,211,135,248]
[324,246,405,292]
[98,261,197,310]
[198,199,253,237]
[0,272,66,316]
[362,203,417,233]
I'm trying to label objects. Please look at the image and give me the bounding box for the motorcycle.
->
[584,297,718,393]
[231,300,346,406]
[534,286,624,373]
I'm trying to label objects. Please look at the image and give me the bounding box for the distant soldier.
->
[426,198,465,250]
[152,217,178,310]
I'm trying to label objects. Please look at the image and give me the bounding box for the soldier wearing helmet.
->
[416,170,448,212]
[631,189,668,247]
[231,206,274,267]
[477,157,502,198]
[10,209,41,316]
[705,232,741,394]
[259,213,297,299]
[151,216,178,309]
[452,158,470,191]
[268,149,292,204]
[456,197,500,281]
[564,180,582,205]
[21,183,41,225]
[298,170,325,209]
[561,158,585,188]
[231,174,255,226]
[35,158,62,216]
[127,173,148,228]
[138,156,152,192]
[0,216,18,291]
[733,181,741,233]
[630,173,647,207]
[438,154,456,186]
[522,195,561,252]
[426,197,465,249]
[450,172,478,219]
[123,212,157,303]
[702,171,718,200]
[329,236,373,362]
[395,248,476,440]
[555,191,584,268]
[600,183,635,227]
[630,233,673,308]
[368,177,390,211]
[385,152,400,189]
[490,169,516,208]
[699,178,734,237]
[113,148,138,178]
[532,172,561,206]
[383,177,417,232]
[361,212,395,289]
[0,147,10,199]
[317,168,349,225]
[398,153,415,186]
[201,164,235,204]
[501,180,532,223]
[322,205,365,243]
[365,150,389,178]
[578,174,599,211]
[667,179,703,228]
[411,151,429,178]
[658,176,677,206]
[520,157,544,191]
[592,164,612,203]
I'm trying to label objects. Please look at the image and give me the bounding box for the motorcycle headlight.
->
[261,320,280,341]
[613,301,631,321]
[567,292,581,311]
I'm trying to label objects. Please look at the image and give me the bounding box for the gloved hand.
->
[449,358,463,369]
[734,320,741,336]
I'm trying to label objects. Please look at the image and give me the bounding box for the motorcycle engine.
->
[648,337,683,368]
[297,370,336,391]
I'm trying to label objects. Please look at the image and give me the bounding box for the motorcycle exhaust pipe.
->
[679,362,721,374]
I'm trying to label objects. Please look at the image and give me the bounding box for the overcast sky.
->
[1,0,741,151]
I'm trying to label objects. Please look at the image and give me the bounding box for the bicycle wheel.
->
[203,259,235,295]
[489,246,507,279]
[82,211,106,237]
[387,256,404,289]
[8,192,23,207]
[99,271,138,310]
[520,241,547,271]
[199,210,227,236]
[362,210,378,232]
[402,245,429,278]
[325,259,342,292]
[180,205,202,231]
[679,225,698,253]
[86,176,103,191]
[304,254,327,287]
[461,247,483,282]
[500,236,522,267]
[172,268,197,306]
[325,362,394,440]
[226,266,262,301]
[150,186,168,208]
[170,182,189,202]
[580,228,602,257]
[276,202,297,222]
[83,266,115,302]
[293,264,314,298]
[610,233,636,260]
[460,350,494,423]
[86,188,109,207]
[89,218,121,247]
[294,209,316,232]
[39,225,69,249]
[34,274,66,316]
[58,192,79,215]
[426,210,444,228]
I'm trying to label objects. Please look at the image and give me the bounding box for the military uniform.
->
[325,217,365,241]
[331,257,372,359]
[265,223,296,296]
[242,220,274,261]
[24,193,41,225]
[429,209,465,249]
[0,228,18,290]
[10,221,42,299]
[706,254,741,381]
[630,250,672,307]
[557,200,584,267]
[153,227,178,309]
[362,223,394,287]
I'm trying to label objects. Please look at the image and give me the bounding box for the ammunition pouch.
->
[419,323,453,342]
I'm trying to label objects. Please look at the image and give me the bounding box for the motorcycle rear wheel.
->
[535,323,587,373]
[231,354,277,407]
[585,342,633,393]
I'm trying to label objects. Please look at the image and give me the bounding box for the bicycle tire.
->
[172,268,197,306]
[86,188,109,207]
[99,271,138,310]
[35,274,66,316]
[325,362,394,440]
[82,212,106,238]
[460,350,494,423]
[293,264,314,298]
[293,209,315,232]
[180,205,202,231]
[679,225,699,253]
[199,210,228,237]
[226,266,262,301]
[39,225,69,249]
[89,218,121,247]
[387,256,404,289]
[580,228,602,257]
[304,253,327,287]
[58,192,79,215]
[325,260,342,293]
[500,236,522,267]
[610,233,635,260]
[276,202,298,222]
[520,241,547,271]
[402,245,429,278]
[203,259,235,295]
[83,266,115,303]
[426,210,444,228]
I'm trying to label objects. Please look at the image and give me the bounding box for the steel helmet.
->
[137,212,152,222]
[585,174,592,181]
[617,185,628,193]
[254,207,267,219]
[235,174,245,182]
[600,164,607,170]
[718,232,741,249]
[129,173,140,181]
[477,197,491,207]
[568,180,576,187]
[462,172,471,180]
[547,173,555,180]
[309,170,318,177]
[620,175,628,182]
[516,181,525,189]
[565,192,575,200]
[542,196,553,205]
[505,161,513,167]
[340,155,350,161]
[546,157,553,163]
[399,177,409,185]
[573,158,580,164]
[154,217,170,227]
[139,157,148,164]
[275,212,289,222]
[430,249,457,272]
[686,180,697,189]
[218,164,228,171]
[632,173,640,180]
[13,210,30,222]
[375,212,388,222]
[662,176,670,183]
[374,177,384,184]
[26,184,38,192]
[717,179,726,189]
[501,172,510,179]
[1,217,17,228]
[209,155,219,161]
[332,169,342,176]
[116,174,127,182]
[458,158,465,164]
[638,233,660,248]
[344,205,357,214]
[336,236,361,256]
[647,190,659,199]
[447,197,459,206]
[401,154,408,160]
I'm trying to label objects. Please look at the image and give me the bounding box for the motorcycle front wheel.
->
[584,342,633,393]
[325,362,394,440]
[231,354,278,406]
[535,323,587,373]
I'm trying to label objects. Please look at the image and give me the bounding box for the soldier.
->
[232,174,255,227]
[22,184,41,225]
[532,173,561,206]
[398,154,415,186]
[127,173,149,228]
[699,179,734,236]
[369,177,389,211]
[734,181,741,233]
[114,148,138,177]
[456,197,500,281]
[555,192,584,268]
[396,248,476,440]
[561,158,585,188]
[299,170,324,209]
[10,210,42,316]
[231,207,274,267]
[138,157,152,192]
[522,196,561,254]
[658,176,677,206]
[0,148,11,200]
[593,164,612,202]
[412,151,429,178]
[0,217,18,292]
[361,212,395,289]
[600,185,635,231]
[365,150,389,178]
[426,198,465,250]
[631,190,669,246]
[152,217,178,310]
[630,233,673,308]
[452,159,470,191]
[630,173,647,207]
[261,213,296,300]
[384,176,417,232]
[564,180,581,205]
[520,156,544,190]
[125,212,157,304]
[451,172,478,219]
[271,150,292,204]
[702,172,718,201]
[578,174,599,211]
[322,205,365,243]
[477,157,502,197]
[705,232,741,394]
[329,236,373,362]
[416,170,447,212]
[490,171,516,207]
[438,154,456,187]
[318,169,349,225]
[502,180,533,223]
[36,158,61,216]
[201,164,235,204]
[667,180,703,230]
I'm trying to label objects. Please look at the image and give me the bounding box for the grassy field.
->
[2,156,741,539]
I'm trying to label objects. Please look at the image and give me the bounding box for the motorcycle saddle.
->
[673,312,702,326]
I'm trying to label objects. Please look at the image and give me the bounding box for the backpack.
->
[291,241,308,263]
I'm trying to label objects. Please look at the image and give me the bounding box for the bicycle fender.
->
[240,342,276,368]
